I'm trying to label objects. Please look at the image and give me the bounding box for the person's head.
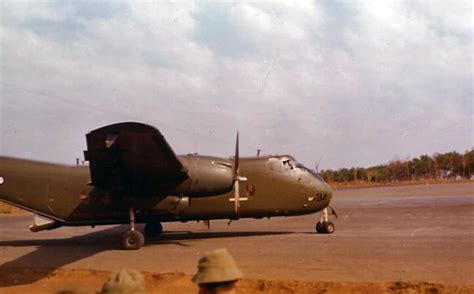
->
[100,269,145,294]
[192,248,243,294]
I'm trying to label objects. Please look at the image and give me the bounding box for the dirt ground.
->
[0,203,28,215]
[0,183,473,293]
[0,267,472,294]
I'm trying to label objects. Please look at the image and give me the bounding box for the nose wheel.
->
[315,207,336,234]
[316,220,335,234]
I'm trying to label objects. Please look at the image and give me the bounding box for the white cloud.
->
[0,1,472,169]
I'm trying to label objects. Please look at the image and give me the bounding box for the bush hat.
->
[192,248,243,284]
[101,268,145,294]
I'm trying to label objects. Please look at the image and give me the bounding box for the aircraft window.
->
[298,165,324,180]
[282,158,302,170]
[282,159,294,169]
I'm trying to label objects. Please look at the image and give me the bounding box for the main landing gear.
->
[144,220,163,237]
[315,207,337,234]
[122,208,145,250]
[121,208,164,250]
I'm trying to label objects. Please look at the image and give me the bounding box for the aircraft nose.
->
[298,165,333,209]
[322,180,333,198]
[325,185,333,202]
[310,174,333,205]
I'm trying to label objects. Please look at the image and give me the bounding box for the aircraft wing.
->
[84,122,187,194]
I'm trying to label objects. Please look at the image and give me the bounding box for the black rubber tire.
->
[144,221,163,237]
[315,222,325,233]
[324,221,335,234]
[122,230,145,250]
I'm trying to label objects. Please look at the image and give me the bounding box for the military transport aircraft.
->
[0,122,336,250]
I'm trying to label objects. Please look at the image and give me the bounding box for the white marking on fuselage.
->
[229,197,248,202]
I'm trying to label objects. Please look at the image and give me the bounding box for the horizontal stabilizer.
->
[29,214,62,232]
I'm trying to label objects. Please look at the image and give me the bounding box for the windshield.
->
[279,157,323,180]
[279,156,297,169]
[298,164,325,181]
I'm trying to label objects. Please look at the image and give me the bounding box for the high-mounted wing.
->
[84,122,187,195]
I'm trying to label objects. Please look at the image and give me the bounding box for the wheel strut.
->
[321,207,329,223]
[129,207,136,231]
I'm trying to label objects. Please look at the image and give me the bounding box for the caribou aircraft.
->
[0,122,336,250]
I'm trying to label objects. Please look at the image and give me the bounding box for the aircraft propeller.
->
[233,132,247,216]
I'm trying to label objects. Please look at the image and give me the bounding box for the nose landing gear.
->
[315,206,337,234]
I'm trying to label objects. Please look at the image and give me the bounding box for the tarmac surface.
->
[0,183,473,287]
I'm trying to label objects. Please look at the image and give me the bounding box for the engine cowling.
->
[173,155,234,197]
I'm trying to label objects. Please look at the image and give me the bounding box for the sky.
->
[0,1,472,170]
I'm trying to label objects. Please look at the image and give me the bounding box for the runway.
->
[0,183,473,287]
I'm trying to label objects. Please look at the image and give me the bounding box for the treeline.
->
[320,149,474,184]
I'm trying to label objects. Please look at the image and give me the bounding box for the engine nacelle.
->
[173,155,234,197]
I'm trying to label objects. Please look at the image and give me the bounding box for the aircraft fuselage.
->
[0,155,332,226]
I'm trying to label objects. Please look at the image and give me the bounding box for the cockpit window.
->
[282,159,295,169]
[270,156,319,175]
[280,156,299,170]
[299,165,324,181]
[279,156,325,180]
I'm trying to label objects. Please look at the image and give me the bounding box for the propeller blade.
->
[234,180,240,215]
[234,131,239,175]
[232,131,245,217]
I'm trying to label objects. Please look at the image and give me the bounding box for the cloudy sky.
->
[0,1,472,169]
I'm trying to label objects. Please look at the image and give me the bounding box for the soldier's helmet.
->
[100,268,145,294]
[192,248,243,284]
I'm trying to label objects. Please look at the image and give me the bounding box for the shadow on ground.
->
[0,227,293,287]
